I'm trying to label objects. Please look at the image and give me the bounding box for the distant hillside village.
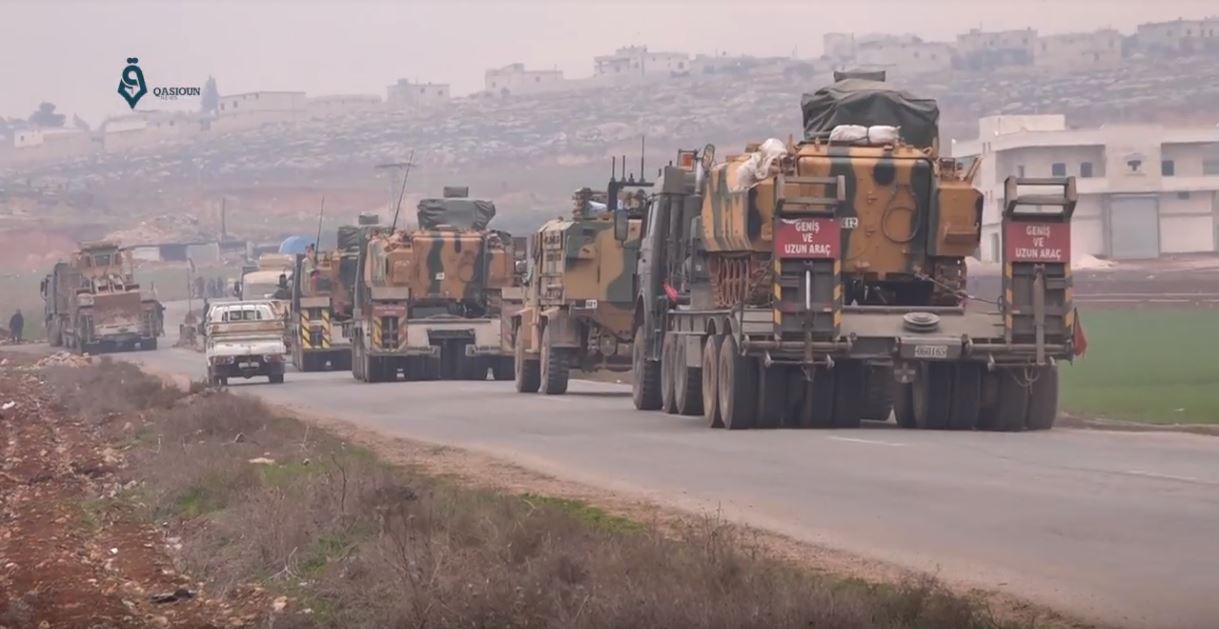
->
[1,17,1217,169]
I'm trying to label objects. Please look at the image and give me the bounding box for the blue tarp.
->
[278,235,316,255]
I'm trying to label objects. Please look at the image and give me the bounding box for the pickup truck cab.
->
[205,301,288,386]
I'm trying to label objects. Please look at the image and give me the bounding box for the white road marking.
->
[1123,469,1201,483]
[827,436,908,447]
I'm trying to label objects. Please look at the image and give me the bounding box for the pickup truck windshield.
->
[211,305,275,323]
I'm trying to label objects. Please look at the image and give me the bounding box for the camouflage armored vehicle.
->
[348,187,520,382]
[513,181,648,394]
[624,76,1082,431]
[41,241,163,354]
[288,214,380,371]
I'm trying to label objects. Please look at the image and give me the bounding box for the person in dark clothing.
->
[272,273,291,300]
[8,309,23,343]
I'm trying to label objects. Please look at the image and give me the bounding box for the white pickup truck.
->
[205,301,288,386]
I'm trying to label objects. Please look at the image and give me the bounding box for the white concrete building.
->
[855,39,953,76]
[101,111,205,153]
[213,91,307,132]
[7,128,98,163]
[306,94,383,119]
[386,80,450,108]
[1136,18,1219,53]
[953,115,1219,260]
[593,45,689,79]
[955,28,1037,68]
[1033,30,1123,72]
[484,63,565,96]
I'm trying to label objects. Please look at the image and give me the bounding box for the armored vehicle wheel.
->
[660,333,677,414]
[269,373,284,384]
[514,327,541,393]
[861,366,894,421]
[831,361,865,429]
[141,338,158,351]
[893,382,917,428]
[716,336,757,430]
[701,336,723,428]
[802,366,835,428]
[914,363,953,430]
[1025,366,1059,431]
[755,365,787,429]
[672,337,703,416]
[979,369,1030,432]
[947,364,983,431]
[48,320,62,347]
[492,357,515,381]
[632,326,662,411]
[540,326,570,395]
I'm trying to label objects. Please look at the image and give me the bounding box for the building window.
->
[1203,159,1219,175]
[535,76,541,83]
[1052,163,1066,177]
[1178,191,1191,200]
[1162,160,1175,176]
[1080,162,1093,177]
[1017,165,1026,177]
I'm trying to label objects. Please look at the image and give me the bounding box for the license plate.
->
[775,217,840,259]
[239,361,258,369]
[913,344,949,359]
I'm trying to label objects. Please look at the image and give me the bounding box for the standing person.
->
[8,309,24,343]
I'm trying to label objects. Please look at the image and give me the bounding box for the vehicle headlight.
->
[216,356,235,364]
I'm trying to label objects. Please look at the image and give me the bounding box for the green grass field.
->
[1061,309,1219,424]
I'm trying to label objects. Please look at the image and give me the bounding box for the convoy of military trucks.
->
[39,73,1081,429]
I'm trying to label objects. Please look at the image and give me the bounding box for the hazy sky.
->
[3,0,1216,124]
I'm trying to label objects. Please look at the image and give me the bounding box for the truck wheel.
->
[660,333,677,414]
[492,357,515,381]
[979,369,1029,432]
[632,326,662,411]
[802,366,835,428]
[893,382,917,428]
[352,339,366,381]
[755,364,787,429]
[462,357,489,381]
[1025,366,1059,430]
[716,335,757,430]
[701,336,723,428]
[672,337,703,416]
[948,364,982,430]
[914,363,953,430]
[269,373,284,384]
[861,366,894,421]
[831,361,865,428]
[539,326,570,395]
[514,327,541,393]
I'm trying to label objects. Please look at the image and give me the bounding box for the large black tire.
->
[141,338,158,351]
[701,336,723,428]
[893,382,917,428]
[914,363,953,430]
[979,368,1030,432]
[660,333,678,414]
[755,365,787,429]
[947,364,983,431]
[672,337,703,416]
[861,366,894,421]
[268,373,285,384]
[492,357,515,382]
[831,361,865,428]
[716,335,757,430]
[1025,366,1059,431]
[461,356,489,381]
[632,326,662,411]
[514,326,541,393]
[48,320,62,347]
[540,325,570,395]
[352,338,365,381]
[803,366,835,428]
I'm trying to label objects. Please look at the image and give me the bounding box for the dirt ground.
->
[0,355,267,628]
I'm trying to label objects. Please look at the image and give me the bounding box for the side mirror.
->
[514,259,527,275]
[613,210,629,242]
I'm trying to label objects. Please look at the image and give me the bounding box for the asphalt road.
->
[119,303,1219,629]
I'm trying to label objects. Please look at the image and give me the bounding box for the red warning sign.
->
[775,217,840,259]
[1004,221,1071,263]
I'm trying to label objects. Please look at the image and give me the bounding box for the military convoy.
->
[41,241,164,354]
[348,186,521,382]
[619,75,1080,431]
[512,180,649,394]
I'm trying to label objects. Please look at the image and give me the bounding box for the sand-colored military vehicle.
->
[41,241,163,354]
[288,215,381,371]
[513,181,648,394]
[348,187,520,382]
[624,75,1082,431]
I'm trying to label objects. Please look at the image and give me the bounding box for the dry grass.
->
[47,363,1029,629]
